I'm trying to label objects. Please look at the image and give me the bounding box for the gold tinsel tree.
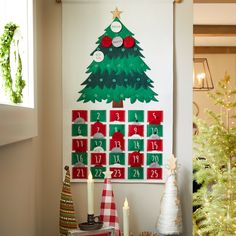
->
[193,73,236,235]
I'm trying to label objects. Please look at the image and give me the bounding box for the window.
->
[0,0,37,146]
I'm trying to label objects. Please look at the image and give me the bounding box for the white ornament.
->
[110,21,122,33]
[112,36,123,48]
[93,51,104,62]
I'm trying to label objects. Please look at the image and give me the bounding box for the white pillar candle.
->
[123,198,129,236]
[87,171,94,215]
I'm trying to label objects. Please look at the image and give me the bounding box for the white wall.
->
[0,0,43,235]
[0,0,192,236]
[174,2,193,235]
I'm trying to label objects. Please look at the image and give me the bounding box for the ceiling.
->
[194,2,236,50]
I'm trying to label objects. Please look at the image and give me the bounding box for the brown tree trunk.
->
[112,100,123,108]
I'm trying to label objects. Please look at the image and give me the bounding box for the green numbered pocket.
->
[128,167,144,180]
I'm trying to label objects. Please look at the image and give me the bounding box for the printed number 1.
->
[95,155,102,164]
[114,155,120,164]
[151,141,158,150]
[76,154,83,163]
[95,140,102,147]
[76,140,84,147]
[134,141,139,149]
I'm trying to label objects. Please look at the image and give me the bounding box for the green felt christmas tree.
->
[77,8,158,108]
[193,73,236,235]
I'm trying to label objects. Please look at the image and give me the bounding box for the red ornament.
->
[123,36,135,48]
[112,131,124,140]
[101,36,112,48]
[128,151,144,167]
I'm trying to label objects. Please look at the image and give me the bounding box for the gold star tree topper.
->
[111,7,122,19]
[167,154,177,174]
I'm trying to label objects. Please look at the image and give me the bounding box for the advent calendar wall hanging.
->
[62,0,174,183]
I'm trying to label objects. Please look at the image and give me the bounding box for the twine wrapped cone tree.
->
[59,166,78,235]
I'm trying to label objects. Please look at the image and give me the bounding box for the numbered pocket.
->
[128,139,144,151]
[72,139,88,152]
[128,110,144,123]
[128,151,144,167]
[109,124,125,137]
[128,124,144,137]
[72,110,87,123]
[147,110,163,125]
[109,153,125,165]
[72,166,88,179]
[128,167,144,180]
[110,139,125,152]
[72,152,88,165]
[147,125,163,138]
[90,139,106,152]
[91,122,106,138]
[72,124,88,137]
[91,153,106,166]
[147,168,162,180]
[110,110,125,122]
[91,166,106,179]
[110,167,125,179]
[146,153,162,166]
[90,110,106,122]
[147,139,163,151]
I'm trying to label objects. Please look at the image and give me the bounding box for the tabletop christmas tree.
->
[193,73,236,235]
[77,7,158,108]
[100,169,121,236]
[156,155,182,235]
[59,166,78,235]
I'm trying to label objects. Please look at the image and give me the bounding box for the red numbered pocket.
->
[147,139,163,151]
[128,125,144,137]
[128,151,144,167]
[110,167,125,179]
[147,168,162,180]
[72,166,88,179]
[72,139,88,152]
[110,110,125,122]
[72,110,87,123]
[147,111,163,125]
[91,122,106,138]
[110,139,125,151]
[91,153,106,166]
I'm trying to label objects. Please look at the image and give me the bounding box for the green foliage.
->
[77,85,158,104]
[193,73,236,235]
[87,55,150,75]
[78,17,158,105]
[82,71,154,89]
[0,22,25,103]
